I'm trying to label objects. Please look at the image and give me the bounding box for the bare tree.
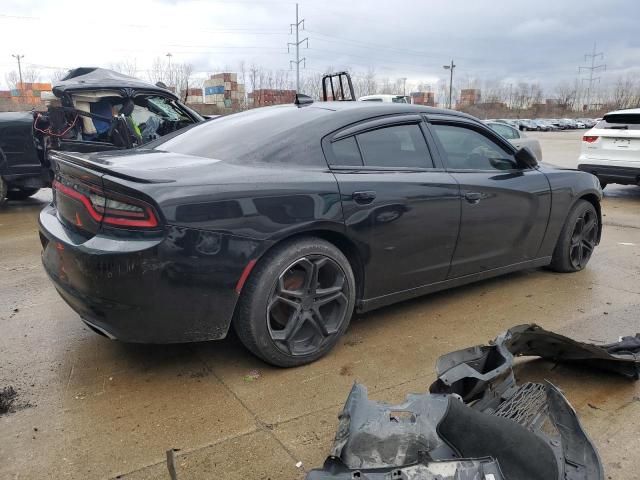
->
[109,59,138,77]
[555,81,578,111]
[22,67,41,84]
[609,76,638,109]
[51,69,68,83]
[4,67,40,89]
[4,71,19,90]
[147,57,194,100]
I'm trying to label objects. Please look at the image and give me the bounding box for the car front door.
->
[428,118,551,278]
[324,115,461,300]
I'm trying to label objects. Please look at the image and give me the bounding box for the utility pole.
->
[579,43,605,111]
[288,3,308,93]
[12,54,24,91]
[166,53,173,87]
[399,77,407,96]
[442,60,456,109]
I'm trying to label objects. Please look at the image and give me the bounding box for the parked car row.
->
[491,118,598,131]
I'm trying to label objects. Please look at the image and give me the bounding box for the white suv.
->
[358,94,409,103]
[578,108,640,188]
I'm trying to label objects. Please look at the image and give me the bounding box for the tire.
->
[549,200,599,273]
[0,177,7,207]
[7,187,40,201]
[233,237,356,367]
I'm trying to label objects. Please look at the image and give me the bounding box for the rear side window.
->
[596,114,640,130]
[331,136,363,166]
[356,124,433,168]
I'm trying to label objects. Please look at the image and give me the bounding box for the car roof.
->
[291,100,475,120]
[52,67,177,99]
[603,108,640,116]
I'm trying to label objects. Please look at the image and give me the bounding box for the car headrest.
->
[119,99,135,116]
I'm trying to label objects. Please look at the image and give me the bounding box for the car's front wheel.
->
[7,187,40,200]
[234,237,356,367]
[550,200,599,273]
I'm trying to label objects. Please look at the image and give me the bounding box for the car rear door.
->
[324,114,461,299]
[427,116,551,278]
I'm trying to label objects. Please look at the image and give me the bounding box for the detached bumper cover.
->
[308,324,640,480]
[39,205,262,343]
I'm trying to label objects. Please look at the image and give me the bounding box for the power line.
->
[579,43,606,111]
[288,3,308,92]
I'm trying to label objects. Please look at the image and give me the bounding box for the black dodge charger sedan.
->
[39,101,602,367]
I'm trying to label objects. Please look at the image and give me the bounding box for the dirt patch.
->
[0,386,18,415]
[0,386,32,416]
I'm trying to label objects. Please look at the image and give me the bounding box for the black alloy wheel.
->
[234,237,356,367]
[267,255,349,356]
[568,208,598,270]
[550,200,599,273]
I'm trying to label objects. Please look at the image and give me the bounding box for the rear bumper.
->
[577,163,640,185]
[39,205,261,343]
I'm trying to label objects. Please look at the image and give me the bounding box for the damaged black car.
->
[308,324,640,480]
[38,100,604,367]
[0,67,203,205]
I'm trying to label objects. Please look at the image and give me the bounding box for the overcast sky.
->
[1,0,639,91]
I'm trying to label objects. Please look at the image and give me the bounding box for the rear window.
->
[149,106,331,162]
[596,114,640,130]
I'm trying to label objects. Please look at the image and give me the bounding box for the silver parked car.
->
[485,121,543,161]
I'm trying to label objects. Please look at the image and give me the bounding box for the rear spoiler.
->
[48,150,172,184]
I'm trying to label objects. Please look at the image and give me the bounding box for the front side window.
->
[356,124,433,168]
[432,124,517,171]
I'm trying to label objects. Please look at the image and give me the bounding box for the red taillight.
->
[53,180,159,229]
[583,135,599,143]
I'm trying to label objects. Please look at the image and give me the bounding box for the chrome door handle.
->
[352,191,376,204]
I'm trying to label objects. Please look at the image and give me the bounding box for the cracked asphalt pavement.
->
[1,130,639,479]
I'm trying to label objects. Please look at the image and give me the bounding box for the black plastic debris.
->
[307,324,640,480]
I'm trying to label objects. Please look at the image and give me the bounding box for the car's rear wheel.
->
[233,237,356,367]
[550,200,598,273]
[7,187,40,200]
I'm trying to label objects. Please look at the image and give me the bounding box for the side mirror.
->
[515,147,538,168]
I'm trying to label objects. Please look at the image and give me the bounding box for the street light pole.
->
[12,54,24,91]
[442,60,456,109]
